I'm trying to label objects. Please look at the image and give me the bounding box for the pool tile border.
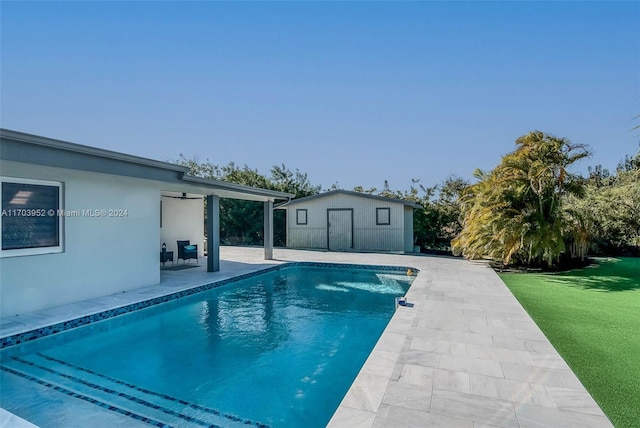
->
[0,262,417,349]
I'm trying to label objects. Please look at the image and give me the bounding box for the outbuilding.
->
[279,190,420,253]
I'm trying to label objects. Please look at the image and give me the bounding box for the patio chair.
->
[177,240,198,264]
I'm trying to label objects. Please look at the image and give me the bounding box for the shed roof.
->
[277,189,422,209]
[0,128,293,202]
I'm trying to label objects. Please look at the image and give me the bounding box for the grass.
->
[499,257,640,428]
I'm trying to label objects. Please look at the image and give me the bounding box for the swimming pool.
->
[0,264,415,427]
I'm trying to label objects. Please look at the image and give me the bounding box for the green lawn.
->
[499,258,640,428]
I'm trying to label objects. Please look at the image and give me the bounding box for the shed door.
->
[327,209,353,251]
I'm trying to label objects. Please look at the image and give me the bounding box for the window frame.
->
[296,208,308,225]
[376,207,391,226]
[1,177,64,258]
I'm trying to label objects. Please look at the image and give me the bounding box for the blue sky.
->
[2,1,639,191]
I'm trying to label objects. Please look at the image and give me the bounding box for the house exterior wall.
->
[160,196,204,258]
[0,160,160,316]
[286,193,410,252]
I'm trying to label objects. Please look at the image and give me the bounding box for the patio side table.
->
[160,251,174,267]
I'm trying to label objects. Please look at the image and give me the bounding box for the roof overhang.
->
[276,189,422,209]
[0,129,293,202]
[180,175,291,201]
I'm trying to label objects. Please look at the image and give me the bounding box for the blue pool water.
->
[0,265,414,427]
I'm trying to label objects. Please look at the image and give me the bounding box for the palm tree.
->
[452,131,590,267]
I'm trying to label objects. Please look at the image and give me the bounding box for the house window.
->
[1,177,64,257]
[296,209,308,225]
[376,207,391,225]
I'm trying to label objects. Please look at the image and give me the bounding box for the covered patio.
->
[159,175,292,273]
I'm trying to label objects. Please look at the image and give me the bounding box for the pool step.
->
[3,354,267,428]
[0,362,172,428]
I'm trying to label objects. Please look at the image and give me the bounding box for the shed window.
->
[376,207,391,225]
[296,209,308,225]
[1,177,64,257]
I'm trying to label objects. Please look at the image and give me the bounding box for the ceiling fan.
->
[162,193,201,200]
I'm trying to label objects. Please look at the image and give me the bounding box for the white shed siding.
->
[287,193,409,252]
[287,227,327,249]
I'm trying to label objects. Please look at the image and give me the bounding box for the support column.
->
[206,195,220,272]
[264,200,274,260]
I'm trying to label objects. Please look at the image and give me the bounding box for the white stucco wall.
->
[0,160,161,316]
[159,196,204,258]
[286,193,413,252]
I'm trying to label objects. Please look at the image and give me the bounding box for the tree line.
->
[177,130,639,268]
[175,157,320,246]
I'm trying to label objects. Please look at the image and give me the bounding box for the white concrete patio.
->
[0,247,612,427]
